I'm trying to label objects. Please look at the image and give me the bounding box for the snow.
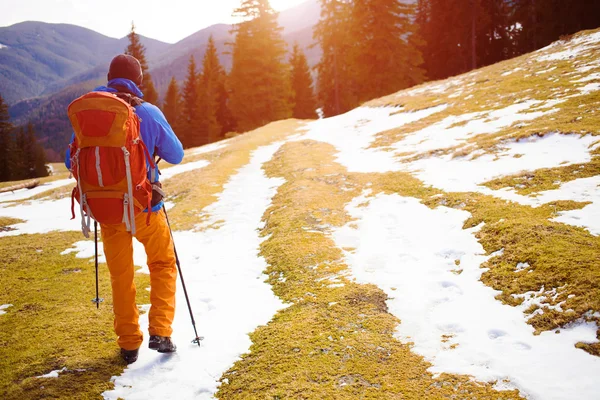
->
[102,143,287,399]
[572,73,600,82]
[535,66,557,75]
[36,367,67,379]
[578,83,600,95]
[535,176,600,235]
[189,140,231,156]
[334,192,600,400]
[536,31,600,62]
[0,178,73,203]
[393,100,559,157]
[0,304,13,316]
[501,67,523,76]
[0,198,79,237]
[159,160,210,180]
[405,133,597,194]
[300,105,448,173]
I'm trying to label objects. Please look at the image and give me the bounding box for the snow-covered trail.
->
[334,192,600,400]
[102,143,287,399]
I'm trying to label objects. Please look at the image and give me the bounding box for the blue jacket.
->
[65,78,184,212]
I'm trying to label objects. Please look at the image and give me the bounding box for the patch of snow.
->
[535,67,557,75]
[578,83,600,95]
[159,160,210,180]
[0,178,73,203]
[572,73,600,83]
[501,67,523,76]
[0,198,79,237]
[536,31,600,63]
[334,192,600,400]
[537,47,590,62]
[536,175,600,235]
[300,105,448,173]
[36,367,67,379]
[404,133,596,195]
[103,143,287,399]
[393,100,558,157]
[0,304,13,315]
[189,140,231,156]
[515,262,530,272]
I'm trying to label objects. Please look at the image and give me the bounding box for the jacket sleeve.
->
[139,103,184,165]
[64,133,75,170]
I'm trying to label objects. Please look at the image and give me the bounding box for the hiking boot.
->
[120,348,139,364]
[149,335,177,353]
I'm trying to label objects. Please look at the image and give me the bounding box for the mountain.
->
[4,0,322,162]
[0,21,170,104]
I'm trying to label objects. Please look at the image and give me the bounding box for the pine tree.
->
[350,0,425,103]
[163,77,182,135]
[180,56,200,148]
[125,22,159,105]
[23,122,36,179]
[417,0,479,80]
[290,43,317,119]
[199,36,223,143]
[217,71,235,135]
[314,0,356,117]
[229,0,293,132]
[13,127,26,180]
[0,93,14,182]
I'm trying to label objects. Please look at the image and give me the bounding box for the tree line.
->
[417,0,600,81]
[155,0,599,140]
[0,94,49,182]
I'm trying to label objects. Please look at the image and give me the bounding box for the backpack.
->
[67,91,156,238]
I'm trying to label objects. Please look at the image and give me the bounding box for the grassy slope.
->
[0,232,150,399]
[1,29,599,398]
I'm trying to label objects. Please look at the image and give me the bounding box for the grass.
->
[0,232,150,399]
[217,140,521,399]
[163,119,305,231]
[0,217,23,232]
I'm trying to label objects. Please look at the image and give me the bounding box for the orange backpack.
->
[67,91,155,237]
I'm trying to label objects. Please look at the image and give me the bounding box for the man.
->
[65,54,184,364]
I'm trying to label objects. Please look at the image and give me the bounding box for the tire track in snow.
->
[102,142,287,399]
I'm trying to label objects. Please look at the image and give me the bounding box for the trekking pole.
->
[162,205,203,346]
[92,221,104,308]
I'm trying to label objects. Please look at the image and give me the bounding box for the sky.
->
[0,0,308,43]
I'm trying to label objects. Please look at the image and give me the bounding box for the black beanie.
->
[107,54,143,86]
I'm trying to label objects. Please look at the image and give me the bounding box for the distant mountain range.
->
[0,21,170,105]
[1,0,320,106]
[0,0,321,161]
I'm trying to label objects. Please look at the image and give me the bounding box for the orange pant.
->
[100,209,177,351]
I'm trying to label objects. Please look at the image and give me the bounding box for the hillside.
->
[0,28,599,400]
[0,21,169,105]
[3,0,321,161]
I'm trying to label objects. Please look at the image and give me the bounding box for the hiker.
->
[65,54,184,364]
